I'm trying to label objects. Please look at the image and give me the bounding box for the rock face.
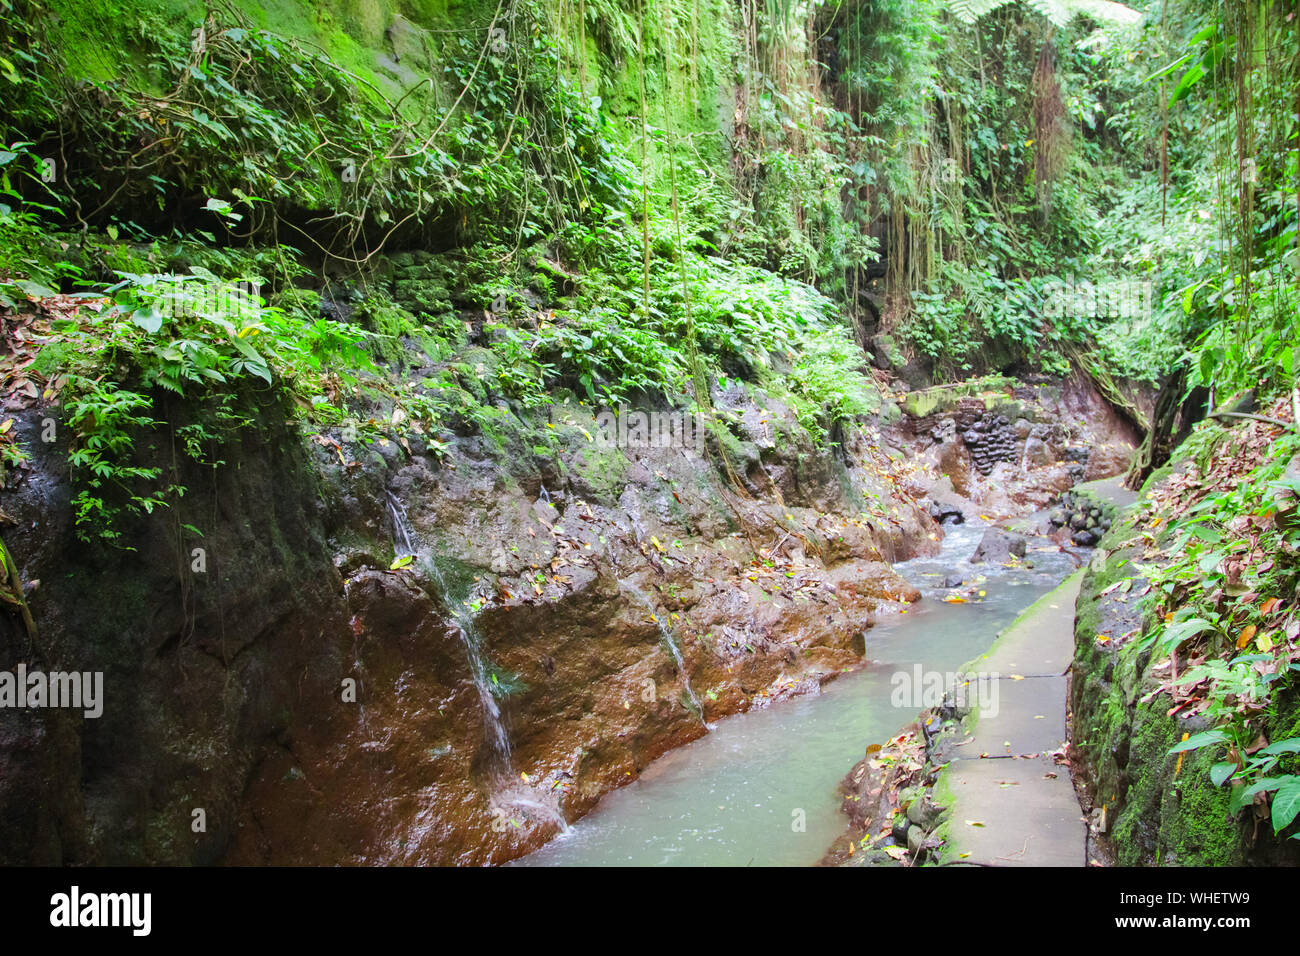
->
[927,499,965,525]
[0,359,1143,867]
[0,371,935,866]
[962,413,1017,475]
[969,529,1027,564]
[900,375,1141,518]
[0,390,349,866]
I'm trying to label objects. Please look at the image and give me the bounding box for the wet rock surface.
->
[901,374,1140,519]
[0,367,937,865]
[969,528,1027,564]
[962,413,1017,475]
[0,353,1140,866]
[0,391,350,865]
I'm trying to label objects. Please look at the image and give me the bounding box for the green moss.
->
[45,0,202,81]
[571,442,630,502]
[1106,697,1244,866]
[1071,523,1278,866]
[30,340,75,378]
[928,767,959,864]
[899,377,1015,419]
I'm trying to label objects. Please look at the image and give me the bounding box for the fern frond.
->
[943,0,1141,27]
[1064,0,1142,26]
[945,0,1016,25]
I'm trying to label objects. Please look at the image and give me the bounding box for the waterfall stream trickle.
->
[386,491,513,773]
[385,491,570,836]
[622,584,712,731]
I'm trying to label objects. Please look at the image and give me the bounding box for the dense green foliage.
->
[1101,0,1300,846]
[2,0,1300,851]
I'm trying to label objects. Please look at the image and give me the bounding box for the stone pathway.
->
[935,570,1087,866]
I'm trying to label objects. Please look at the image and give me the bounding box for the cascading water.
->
[608,496,708,729]
[385,491,570,836]
[622,584,711,731]
[385,491,512,773]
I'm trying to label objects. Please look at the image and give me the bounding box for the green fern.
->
[944,0,1141,28]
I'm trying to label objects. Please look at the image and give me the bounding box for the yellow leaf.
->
[1236,624,1257,649]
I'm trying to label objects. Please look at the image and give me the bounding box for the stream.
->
[513,519,1078,866]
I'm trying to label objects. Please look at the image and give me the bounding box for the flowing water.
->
[514,519,1077,866]
[386,491,513,773]
[621,583,713,731]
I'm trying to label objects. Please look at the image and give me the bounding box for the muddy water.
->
[513,520,1077,866]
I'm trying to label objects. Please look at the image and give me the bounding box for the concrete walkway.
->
[935,570,1087,866]
[1074,474,1138,511]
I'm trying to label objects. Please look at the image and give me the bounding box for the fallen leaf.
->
[1237,624,1258,649]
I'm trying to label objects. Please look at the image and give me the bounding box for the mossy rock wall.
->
[1071,529,1300,866]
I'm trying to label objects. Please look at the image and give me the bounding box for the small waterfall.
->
[386,492,512,771]
[622,584,711,731]
[386,491,570,836]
